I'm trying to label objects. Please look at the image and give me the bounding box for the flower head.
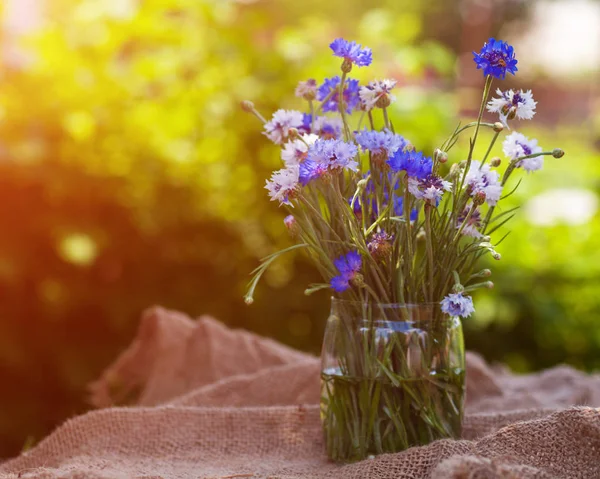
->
[299,139,358,185]
[465,161,503,206]
[457,207,483,238]
[473,38,518,79]
[503,132,543,171]
[317,76,360,114]
[331,251,362,292]
[295,79,317,100]
[359,79,397,110]
[354,129,407,162]
[408,174,452,206]
[368,231,394,260]
[388,149,433,180]
[264,109,304,145]
[313,116,343,139]
[329,38,372,67]
[487,89,536,128]
[265,165,300,206]
[281,134,319,167]
[441,293,475,318]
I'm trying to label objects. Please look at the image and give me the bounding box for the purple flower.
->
[329,38,372,67]
[407,174,452,206]
[354,129,408,161]
[263,109,304,145]
[295,79,317,100]
[473,38,518,80]
[387,149,433,180]
[299,139,358,185]
[299,114,343,140]
[299,161,328,186]
[317,76,360,114]
[368,231,393,260]
[330,251,362,292]
[441,293,475,318]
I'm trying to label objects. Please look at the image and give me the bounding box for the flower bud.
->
[481,269,492,277]
[350,273,365,288]
[287,128,300,140]
[240,100,255,113]
[552,148,565,159]
[493,122,504,133]
[490,157,502,167]
[473,191,486,206]
[284,215,300,239]
[492,252,501,260]
[485,281,494,289]
[452,283,465,293]
[357,179,368,191]
[434,149,448,164]
[375,95,392,109]
[341,58,353,73]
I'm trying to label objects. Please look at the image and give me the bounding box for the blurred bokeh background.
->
[0,0,598,458]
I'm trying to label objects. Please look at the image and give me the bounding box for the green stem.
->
[425,205,435,302]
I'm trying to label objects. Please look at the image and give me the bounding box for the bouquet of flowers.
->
[242,37,563,461]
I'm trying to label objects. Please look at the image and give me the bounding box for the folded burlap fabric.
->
[2,306,599,478]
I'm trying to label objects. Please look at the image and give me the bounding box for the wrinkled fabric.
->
[2,306,599,479]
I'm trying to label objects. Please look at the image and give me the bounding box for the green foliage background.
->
[0,0,598,458]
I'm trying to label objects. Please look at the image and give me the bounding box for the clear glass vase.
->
[320,299,465,462]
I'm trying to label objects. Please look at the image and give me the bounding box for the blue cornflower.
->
[331,251,362,293]
[441,293,475,318]
[393,196,418,221]
[330,38,373,67]
[354,129,408,161]
[299,139,358,185]
[473,38,518,80]
[299,161,328,186]
[387,149,433,180]
[318,76,360,114]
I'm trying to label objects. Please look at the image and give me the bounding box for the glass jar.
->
[320,299,465,462]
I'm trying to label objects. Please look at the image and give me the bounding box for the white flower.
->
[263,109,304,145]
[312,116,343,139]
[502,132,543,172]
[457,207,484,238]
[487,89,536,128]
[281,134,319,167]
[408,176,452,205]
[265,165,300,206]
[465,161,503,206]
[359,79,397,111]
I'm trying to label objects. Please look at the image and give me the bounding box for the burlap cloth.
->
[2,307,600,478]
